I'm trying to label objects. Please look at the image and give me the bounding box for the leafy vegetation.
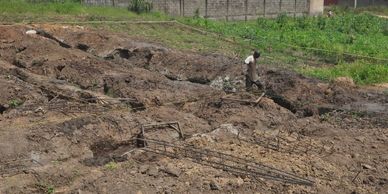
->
[36,183,55,194]
[46,185,55,194]
[182,12,388,60]
[104,161,118,170]
[128,0,152,14]
[182,11,388,84]
[352,6,388,16]
[299,62,388,84]
[9,99,22,108]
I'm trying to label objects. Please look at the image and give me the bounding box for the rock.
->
[161,163,181,177]
[138,165,149,174]
[362,164,374,170]
[230,177,244,187]
[34,107,45,114]
[147,166,159,176]
[351,153,360,159]
[210,124,239,136]
[380,155,388,161]
[26,30,37,35]
[324,88,333,96]
[237,177,244,185]
[376,136,387,142]
[317,83,329,91]
[368,175,376,183]
[209,181,220,190]
[371,145,378,149]
[355,137,365,143]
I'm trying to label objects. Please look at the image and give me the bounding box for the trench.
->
[82,139,135,166]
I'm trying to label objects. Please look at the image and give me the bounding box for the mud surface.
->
[0,24,387,194]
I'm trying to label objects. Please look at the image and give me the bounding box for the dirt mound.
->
[0,24,387,194]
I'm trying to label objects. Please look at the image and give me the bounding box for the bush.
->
[128,0,152,14]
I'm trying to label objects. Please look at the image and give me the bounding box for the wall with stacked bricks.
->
[83,0,320,20]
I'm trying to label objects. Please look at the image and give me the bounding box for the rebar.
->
[137,137,314,186]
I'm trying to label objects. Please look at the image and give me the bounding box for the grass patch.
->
[8,99,22,108]
[0,0,170,22]
[354,6,388,16]
[104,161,118,170]
[180,11,388,84]
[97,22,251,57]
[298,62,388,85]
[181,12,388,60]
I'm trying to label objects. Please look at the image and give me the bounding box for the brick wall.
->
[83,0,313,20]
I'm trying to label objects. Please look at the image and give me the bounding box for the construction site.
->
[0,7,388,194]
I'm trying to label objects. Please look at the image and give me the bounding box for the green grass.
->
[180,12,388,84]
[104,161,118,170]
[9,99,22,108]
[353,6,388,16]
[97,22,251,57]
[0,0,171,22]
[181,12,388,60]
[299,62,388,85]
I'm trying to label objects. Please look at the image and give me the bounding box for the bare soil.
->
[0,24,387,194]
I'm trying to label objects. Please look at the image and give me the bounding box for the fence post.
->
[179,0,182,16]
[164,0,167,14]
[182,0,185,16]
[226,0,229,21]
[112,0,115,7]
[294,0,297,17]
[205,0,208,18]
[280,0,282,13]
[263,0,266,17]
[244,0,248,21]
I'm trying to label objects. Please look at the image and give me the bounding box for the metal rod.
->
[136,137,314,186]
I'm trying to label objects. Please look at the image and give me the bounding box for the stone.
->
[162,163,181,177]
[209,181,220,190]
[351,153,360,159]
[26,30,37,35]
[362,164,374,170]
[138,165,149,174]
[34,107,45,113]
[368,176,376,183]
[355,137,365,143]
[377,136,387,142]
[147,166,159,176]
[235,177,244,186]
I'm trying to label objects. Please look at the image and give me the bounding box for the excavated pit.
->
[83,139,134,166]
[0,24,387,194]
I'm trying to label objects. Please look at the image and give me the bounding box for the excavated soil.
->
[0,24,387,194]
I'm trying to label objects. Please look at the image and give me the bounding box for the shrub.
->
[128,0,152,14]
[9,99,22,108]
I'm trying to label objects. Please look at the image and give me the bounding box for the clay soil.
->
[0,24,387,194]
